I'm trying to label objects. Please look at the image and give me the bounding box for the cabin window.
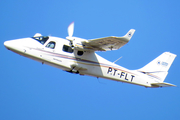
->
[77,51,84,56]
[63,45,74,53]
[46,41,56,49]
[32,36,49,45]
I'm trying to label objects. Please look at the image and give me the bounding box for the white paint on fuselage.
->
[4,37,154,87]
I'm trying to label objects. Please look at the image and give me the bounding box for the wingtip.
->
[123,29,136,41]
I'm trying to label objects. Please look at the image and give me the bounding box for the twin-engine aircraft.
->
[4,22,177,88]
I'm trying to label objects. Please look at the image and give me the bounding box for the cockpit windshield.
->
[32,36,49,45]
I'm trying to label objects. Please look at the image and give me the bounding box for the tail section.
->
[123,29,136,41]
[138,52,176,82]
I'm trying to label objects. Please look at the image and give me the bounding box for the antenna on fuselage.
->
[113,56,122,63]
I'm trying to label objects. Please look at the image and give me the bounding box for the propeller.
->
[66,22,87,49]
[67,22,74,38]
[66,22,75,46]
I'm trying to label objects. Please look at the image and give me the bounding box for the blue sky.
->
[1,0,180,120]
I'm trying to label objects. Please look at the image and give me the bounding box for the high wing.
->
[81,29,135,51]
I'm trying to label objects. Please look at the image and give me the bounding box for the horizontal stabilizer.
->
[151,82,176,87]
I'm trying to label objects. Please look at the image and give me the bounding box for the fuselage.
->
[4,36,156,87]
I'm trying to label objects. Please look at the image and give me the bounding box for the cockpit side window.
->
[46,41,56,49]
[63,45,74,53]
[32,36,49,45]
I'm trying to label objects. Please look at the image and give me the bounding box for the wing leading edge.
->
[82,29,135,51]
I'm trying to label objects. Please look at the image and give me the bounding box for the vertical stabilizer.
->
[138,52,176,82]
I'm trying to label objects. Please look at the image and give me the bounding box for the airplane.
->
[4,22,177,88]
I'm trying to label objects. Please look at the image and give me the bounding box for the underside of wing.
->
[81,29,135,51]
[82,36,128,51]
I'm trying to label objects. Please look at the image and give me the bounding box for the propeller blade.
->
[68,22,74,37]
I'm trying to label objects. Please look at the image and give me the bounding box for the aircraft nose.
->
[4,41,12,50]
[4,40,19,50]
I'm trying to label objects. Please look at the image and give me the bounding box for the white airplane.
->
[4,22,177,88]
